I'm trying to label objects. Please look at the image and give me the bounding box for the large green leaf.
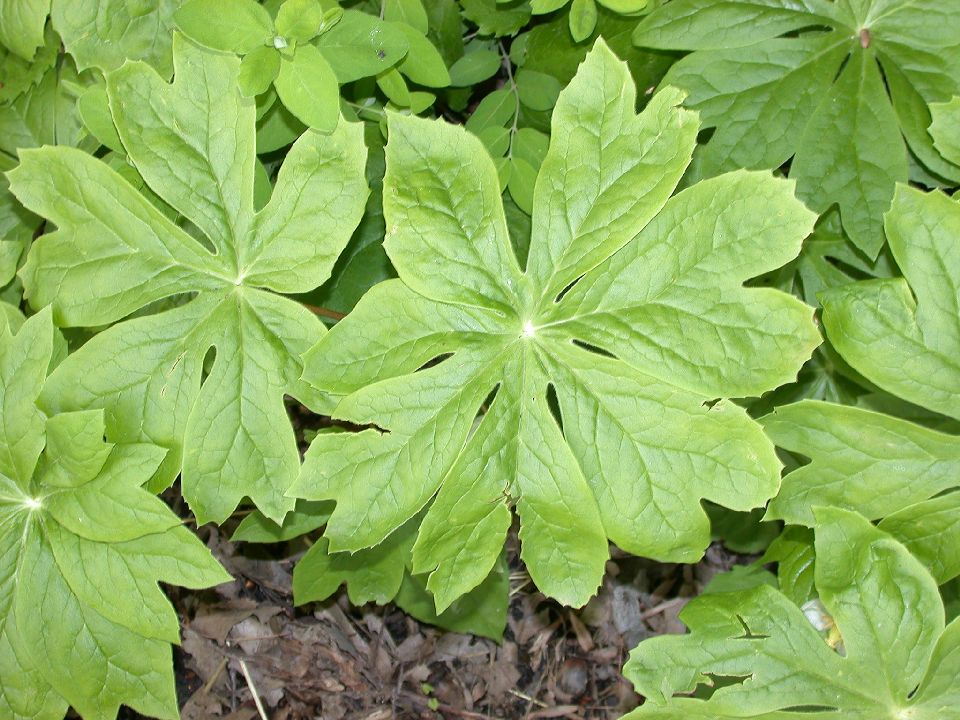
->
[930,96,960,166]
[760,182,960,584]
[821,184,960,421]
[763,400,960,583]
[623,508,959,719]
[10,36,368,524]
[52,0,180,76]
[0,0,50,60]
[0,309,230,720]
[291,40,819,611]
[634,0,960,257]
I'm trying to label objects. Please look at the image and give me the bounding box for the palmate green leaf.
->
[0,309,230,720]
[52,0,180,75]
[634,0,960,258]
[821,184,960,422]
[10,35,368,525]
[291,40,819,611]
[763,401,960,583]
[623,508,959,719]
[760,182,960,584]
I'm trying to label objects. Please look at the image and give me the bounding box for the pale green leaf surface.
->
[0,0,50,60]
[633,0,830,50]
[316,10,409,83]
[764,400,960,583]
[0,27,57,104]
[275,44,340,132]
[764,400,960,522]
[12,37,367,524]
[175,0,274,53]
[239,45,281,97]
[394,23,450,87]
[635,0,960,257]
[821,184,960,421]
[930,97,960,167]
[623,509,953,719]
[293,41,816,609]
[232,499,332,543]
[0,311,230,720]
[880,493,960,585]
[275,0,325,42]
[52,0,179,75]
[384,0,429,35]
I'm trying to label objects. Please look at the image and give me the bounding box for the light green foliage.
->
[52,0,180,75]
[291,41,819,611]
[176,0,342,130]
[0,0,50,60]
[623,509,960,719]
[763,401,960,583]
[0,50,97,306]
[761,526,816,606]
[635,0,960,258]
[10,36,368,525]
[531,0,648,41]
[0,309,230,720]
[0,26,58,104]
[462,0,532,37]
[822,184,960,420]
[761,183,960,584]
[316,9,409,83]
[307,123,395,316]
[930,97,960,166]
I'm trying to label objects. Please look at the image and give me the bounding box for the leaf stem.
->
[302,302,346,321]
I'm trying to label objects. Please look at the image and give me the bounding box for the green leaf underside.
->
[763,400,960,584]
[634,0,960,258]
[821,184,960,422]
[623,509,960,720]
[291,40,819,611]
[0,310,229,720]
[10,35,368,524]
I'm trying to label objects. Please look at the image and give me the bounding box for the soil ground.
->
[100,515,747,720]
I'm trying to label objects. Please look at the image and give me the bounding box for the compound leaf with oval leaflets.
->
[291,40,819,611]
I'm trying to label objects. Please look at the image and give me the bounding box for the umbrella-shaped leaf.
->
[291,40,819,610]
[634,0,960,257]
[623,508,958,720]
[0,309,230,720]
[10,35,368,524]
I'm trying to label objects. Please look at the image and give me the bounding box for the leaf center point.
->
[22,496,43,512]
[521,321,537,339]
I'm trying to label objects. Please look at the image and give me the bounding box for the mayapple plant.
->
[2,0,960,717]
[290,40,821,611]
